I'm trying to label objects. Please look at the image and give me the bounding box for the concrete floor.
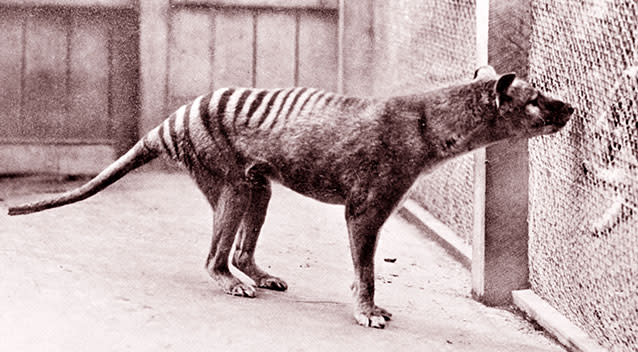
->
[1,172,565,352]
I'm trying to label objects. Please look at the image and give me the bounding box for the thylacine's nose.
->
[547,99,574,116]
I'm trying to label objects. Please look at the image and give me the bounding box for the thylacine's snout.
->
[544,97,574,127]
[556,101,574,127]
[561,102,575,116]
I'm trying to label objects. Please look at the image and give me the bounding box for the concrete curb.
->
[397,199,471,269]
[398,199,608,352]
[512,290,608,352]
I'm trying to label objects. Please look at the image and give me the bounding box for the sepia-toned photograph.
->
[1,0,636,351]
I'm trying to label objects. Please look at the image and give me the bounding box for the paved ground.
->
[0,172,564,352]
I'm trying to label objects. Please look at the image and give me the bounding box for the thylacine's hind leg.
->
[232,174,287,291]
[196,173,256,297]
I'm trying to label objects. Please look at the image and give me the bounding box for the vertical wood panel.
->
[110,10,140,156]
[23,10,68,140]
[0,9,23,139]
[213,9,254,89]
[340,0,373,96]
[68,13,109,140]
[139,0,169,134]
[298,11,338,90]
[168,8,213,108]
[255,11,296,88]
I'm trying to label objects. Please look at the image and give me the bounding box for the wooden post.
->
[472,0,532,305]
[138,0,169,136]
[338,0,374,96]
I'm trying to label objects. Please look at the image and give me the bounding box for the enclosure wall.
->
[527,1,637,351]
[164,1,338,114]
[0,4,139,173]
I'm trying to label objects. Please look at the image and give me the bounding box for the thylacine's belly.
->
[239,153,348,205]
[274,165,347,205]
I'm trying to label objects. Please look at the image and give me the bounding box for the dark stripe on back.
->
[157,123,172,158]
[178,103,195,168]
[233,90,253,131]
[201,89,244,171]
[202,90,229,151]
[296,89,321,116]
[255,89,284,127]
[321,94,335,109]
[282,87,308,123]
[246,90,268,121]
[197,93,227,174]
[216,89,234,130]
[214,88,245,165]
[305,91,326,114]
[343,97,358,108]
[168,112,181,160]
[183,99,208,170]
[264,88,296,128]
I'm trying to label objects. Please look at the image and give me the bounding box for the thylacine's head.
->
[473,65,574,140]
[413,65,574,158]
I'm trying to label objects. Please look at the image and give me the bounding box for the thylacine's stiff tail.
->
[7,88,209,216]
[8,138,160,216]
[6,90,219,216]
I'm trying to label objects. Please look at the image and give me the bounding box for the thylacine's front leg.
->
[345,185,405,328]
[232,173,288,291]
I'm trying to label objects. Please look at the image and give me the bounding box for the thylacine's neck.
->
[391,80,500,162]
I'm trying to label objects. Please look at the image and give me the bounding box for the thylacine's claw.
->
[354,305,392,329]
[375,306,392,321]
[228,282,256,298]
[257,276,288,291]
[209,270,256,298]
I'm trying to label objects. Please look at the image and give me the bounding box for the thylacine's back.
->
[8,66,574,329]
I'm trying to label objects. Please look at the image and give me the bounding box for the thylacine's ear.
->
[494,73,516,108]
[473,65,496,80]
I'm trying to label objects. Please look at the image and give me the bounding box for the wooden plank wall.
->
[164,2,339,114]
[0,5,139,174]
[0,0,337,174]
[0,7,139,148]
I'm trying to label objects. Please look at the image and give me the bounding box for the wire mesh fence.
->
[370,0,637,350]
[528,1,637,351]
[370,0,477,243]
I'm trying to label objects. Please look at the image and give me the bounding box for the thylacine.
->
[8,66,573,328]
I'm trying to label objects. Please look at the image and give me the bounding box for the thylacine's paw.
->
[209,270,257,298]
[256,276,288,291]
[232,258,288,292]
[226,282,257,297]
[354,305,392,329]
